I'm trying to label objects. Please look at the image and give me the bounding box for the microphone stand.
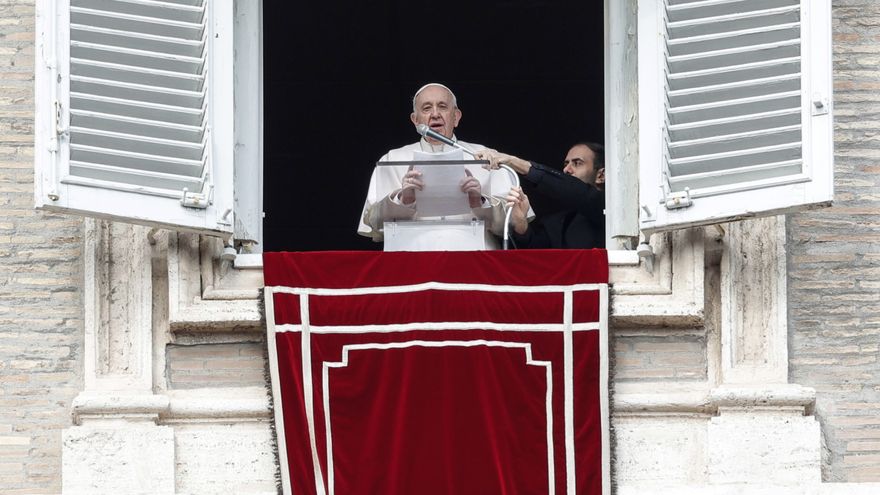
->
[498,164,519,250]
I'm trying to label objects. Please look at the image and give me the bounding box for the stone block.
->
[707,411,821,485]
[614,415,708,485]
[61,425,174,495]
[174,422,277,494]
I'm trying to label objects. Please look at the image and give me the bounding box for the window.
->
[261,1,604,252]
[35,0,832,250]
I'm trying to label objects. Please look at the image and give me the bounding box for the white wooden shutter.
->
[35,0,235,235]
[637,0,833,234]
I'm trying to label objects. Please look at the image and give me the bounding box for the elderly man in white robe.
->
[358,83,524,249]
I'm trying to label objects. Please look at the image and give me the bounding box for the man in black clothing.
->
[475,143,605,249]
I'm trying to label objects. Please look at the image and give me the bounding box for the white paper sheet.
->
[411,150,472,217]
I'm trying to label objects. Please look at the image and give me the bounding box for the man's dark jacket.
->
[512,161,605,249]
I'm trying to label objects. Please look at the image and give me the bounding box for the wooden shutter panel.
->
[638,0,833,234]
[35,0,235,235]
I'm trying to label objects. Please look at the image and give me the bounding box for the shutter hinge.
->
[180,186,211,209]
[217,208,233,227]
[664,187,693,210]
[54,101,69,137]
[812,93,829,116]
[49,101,68,152]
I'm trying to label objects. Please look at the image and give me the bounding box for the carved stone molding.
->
[168,233,263,333]
[720,216,790,384]
[81,219,154,393]
[610,228,705,327]
[162,387,271,424]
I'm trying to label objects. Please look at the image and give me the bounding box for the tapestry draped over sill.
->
[264,250,609,495]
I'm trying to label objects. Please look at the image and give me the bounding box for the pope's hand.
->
[460,169,483,208]
[399,165,424,205]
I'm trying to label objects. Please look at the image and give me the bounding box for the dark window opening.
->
[263,1,604,251]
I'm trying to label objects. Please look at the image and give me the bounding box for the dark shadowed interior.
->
[263,1,604,251]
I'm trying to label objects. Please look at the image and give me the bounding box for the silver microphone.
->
[415,124,476,157]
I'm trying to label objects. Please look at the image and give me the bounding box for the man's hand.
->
[460,169,483,208]
[474,149,531,175]
[506,186,531,235]
[473,149,502,169]
[398,165,424,205]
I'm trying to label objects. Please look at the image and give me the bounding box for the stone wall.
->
[166,342,267,389]
[787,0,880,482]
[613,333,708,382]
[0,1,83,493]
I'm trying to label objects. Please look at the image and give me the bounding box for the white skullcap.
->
[412,83,458,111]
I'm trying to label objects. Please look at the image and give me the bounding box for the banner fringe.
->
[259,287,284,494]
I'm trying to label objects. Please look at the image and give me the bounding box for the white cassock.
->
[358,137,527,249]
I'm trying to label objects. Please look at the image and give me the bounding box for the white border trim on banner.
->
[266,281,605,296]
[563,290,577,495]
[273,321,601,334]
[298,293,328,495]
[321,340,555,495]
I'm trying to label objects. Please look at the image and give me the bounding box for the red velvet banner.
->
[264,250,609,495]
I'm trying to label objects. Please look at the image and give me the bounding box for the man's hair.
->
[571,141,604,169]
[412,83,458,113]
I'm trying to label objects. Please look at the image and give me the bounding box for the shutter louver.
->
[66,0,209,199]
[663,0,804,197]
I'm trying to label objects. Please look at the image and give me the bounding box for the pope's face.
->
[410,86,461,144]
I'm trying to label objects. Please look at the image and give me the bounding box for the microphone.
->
[415,124,476,157]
